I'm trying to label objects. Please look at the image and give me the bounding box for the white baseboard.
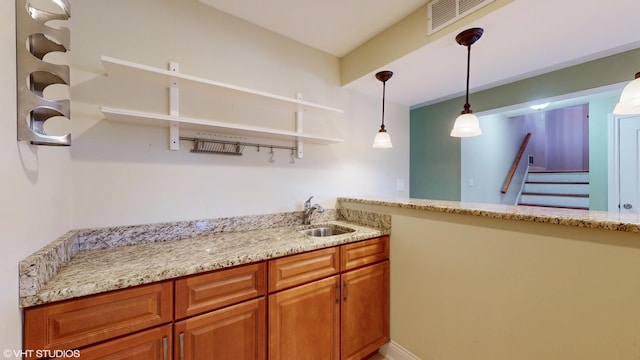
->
[378,340,421,360]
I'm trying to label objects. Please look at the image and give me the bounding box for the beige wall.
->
[340,0,513,85]
[344,202,640,360]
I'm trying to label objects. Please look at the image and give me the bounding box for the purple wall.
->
[544,104,589,170]
[512,103,589,171]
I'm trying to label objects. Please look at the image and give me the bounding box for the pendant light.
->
[613,71,640,115]
[450,28,484,137]
[372,70,393,148]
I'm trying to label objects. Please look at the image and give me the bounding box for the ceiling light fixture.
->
[450,27,483,137]
[373,70,393,148]
[613,71,640,115]
[529,102,550,110]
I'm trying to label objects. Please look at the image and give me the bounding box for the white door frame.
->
[608,113,640,212]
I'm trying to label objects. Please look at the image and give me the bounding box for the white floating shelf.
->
[101,55,344,115]
[101,107,343,145]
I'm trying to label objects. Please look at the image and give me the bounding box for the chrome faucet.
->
[302,196,324,225]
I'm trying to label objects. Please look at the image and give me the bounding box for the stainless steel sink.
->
[299,225,355,237]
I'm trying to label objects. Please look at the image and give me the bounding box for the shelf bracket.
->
[169,61,180,150]
[295,93,303,159]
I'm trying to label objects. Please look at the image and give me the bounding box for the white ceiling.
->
[200,0,639,108]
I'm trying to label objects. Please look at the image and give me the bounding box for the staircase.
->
[518,170,589,210]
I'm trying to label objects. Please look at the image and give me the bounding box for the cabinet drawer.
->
[77,324,172,360]
[23,281,173,355]
[268,247,339,292]
[175,262,266,320]
[340,236,389,271]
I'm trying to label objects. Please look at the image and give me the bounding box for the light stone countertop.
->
[27,196,640,309]
[338,197,640,233]
[20,219,385,308]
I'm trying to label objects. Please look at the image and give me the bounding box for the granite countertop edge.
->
[338,197,640,233]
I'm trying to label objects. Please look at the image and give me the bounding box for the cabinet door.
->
[268,276,340,360]
[341,261,390,360]
[174,298,266,360]
[77,324,172,360]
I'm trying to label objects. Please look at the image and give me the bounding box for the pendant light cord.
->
[374,70,393,133]
[381,80,386,130]
[463,45,471,114]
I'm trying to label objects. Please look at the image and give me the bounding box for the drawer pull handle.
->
[180,332,185,360]
[162,336,168,360]
[343,282,348,302]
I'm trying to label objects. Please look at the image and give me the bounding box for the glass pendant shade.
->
[613,73,640,115]
[372,129,393,148]
[450,28,483,138]
[450,113,482,137]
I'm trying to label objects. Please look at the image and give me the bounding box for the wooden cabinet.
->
[23,236,388,360]
[269,276,341,360]
[341,261,390,360]
[268,236,390,360]
[23,263,265,360]
[174,298,266,360]
[268,246,341,359]
[23,281,173,359]
[173,263,267,360]
[340,236,391,359]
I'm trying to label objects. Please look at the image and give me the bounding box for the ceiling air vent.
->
[428,0,495,35]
